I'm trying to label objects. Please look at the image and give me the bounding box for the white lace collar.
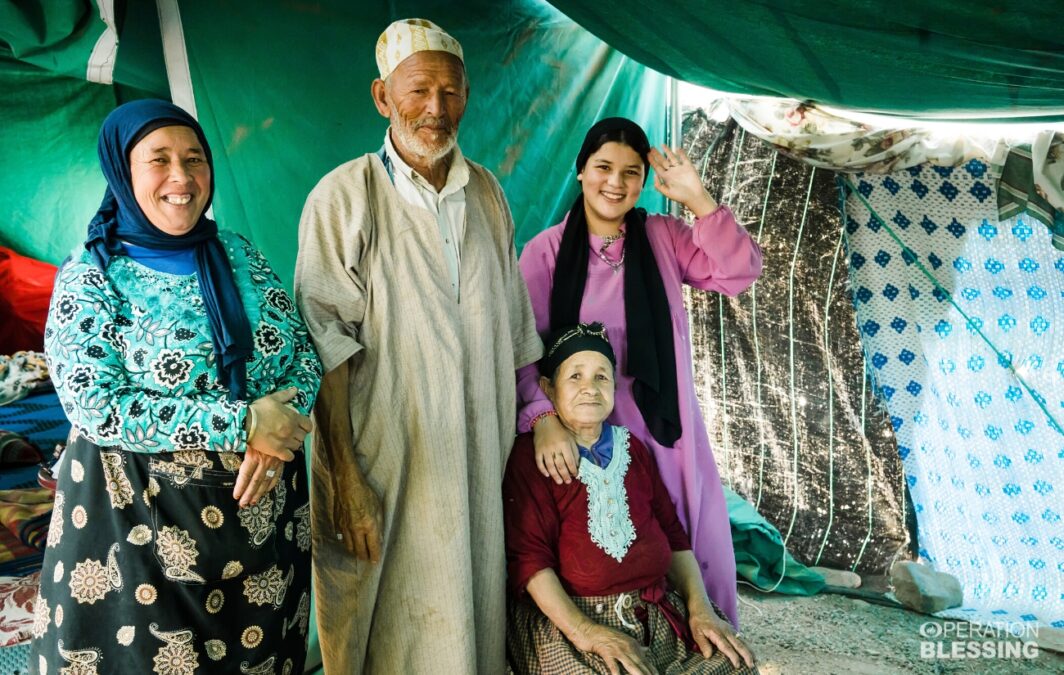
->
[578,425,636,562]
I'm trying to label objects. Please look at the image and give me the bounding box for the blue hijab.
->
[85,99,252,401]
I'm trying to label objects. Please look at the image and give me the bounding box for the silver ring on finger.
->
[265,469,277,479]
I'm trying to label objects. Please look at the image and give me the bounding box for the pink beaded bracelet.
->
[529,410,558,430]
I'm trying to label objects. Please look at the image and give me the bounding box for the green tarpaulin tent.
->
[0,0,667,284]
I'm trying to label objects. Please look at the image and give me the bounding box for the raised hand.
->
[647,145,718,218]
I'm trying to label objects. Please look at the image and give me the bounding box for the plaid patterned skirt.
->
[507,586,757,675]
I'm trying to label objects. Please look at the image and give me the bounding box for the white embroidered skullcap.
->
[375,18,464,80]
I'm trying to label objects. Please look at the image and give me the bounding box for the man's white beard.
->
[390,103,457,166]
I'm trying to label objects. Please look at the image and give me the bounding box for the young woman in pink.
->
[517,117,763,627]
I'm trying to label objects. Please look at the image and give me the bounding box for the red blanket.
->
[0,248,57,354]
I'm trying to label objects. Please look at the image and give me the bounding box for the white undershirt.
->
[384,131,469,301]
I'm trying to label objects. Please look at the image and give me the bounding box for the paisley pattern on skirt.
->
[30,437,311,675]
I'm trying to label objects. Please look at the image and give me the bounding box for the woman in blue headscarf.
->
[31,100,322,674]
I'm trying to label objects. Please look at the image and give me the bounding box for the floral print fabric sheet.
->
[0,572,39,647]
[728,98,998,175]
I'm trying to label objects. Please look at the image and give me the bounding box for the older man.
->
[294,18,542,674]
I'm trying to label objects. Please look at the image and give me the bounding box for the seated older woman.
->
[504,323,757,675]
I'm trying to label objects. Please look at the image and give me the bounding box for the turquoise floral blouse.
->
[45,231,322,453]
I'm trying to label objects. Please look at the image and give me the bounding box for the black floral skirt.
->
[30,436,311,674]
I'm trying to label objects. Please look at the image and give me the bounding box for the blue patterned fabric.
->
[0,390,69,454]
[844,160,1063,630]
[0,389,70,489]
[46,231,321,453]
[0,641,30,675]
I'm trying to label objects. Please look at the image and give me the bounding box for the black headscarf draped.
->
[548,117,682,447]
[85,99,253,401]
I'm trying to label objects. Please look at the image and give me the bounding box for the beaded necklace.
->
[594,232,626,274]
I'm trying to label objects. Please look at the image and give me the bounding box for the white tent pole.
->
[667,76,681,217]
[156,0,199,119]
[155,0,212,217]
[86,0,118,84]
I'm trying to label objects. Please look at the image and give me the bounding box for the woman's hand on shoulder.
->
[248,387,313,461]
[533,415,579,484]
[647,146,718,218]
[687,598,755,669]
[571,620,658,675]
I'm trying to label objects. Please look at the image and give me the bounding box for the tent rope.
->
[753,152,777,510]
[851,350,876,572]
[783,166,817,545]
[851,351,876,574]
[699,118,736,190]
[836,182,876,572]
[718,128,746,482]
[814,226,846,565]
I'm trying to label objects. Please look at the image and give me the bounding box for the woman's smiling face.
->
[129,125,211,236]
[542,350,616,430]
[579,141,644,228]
